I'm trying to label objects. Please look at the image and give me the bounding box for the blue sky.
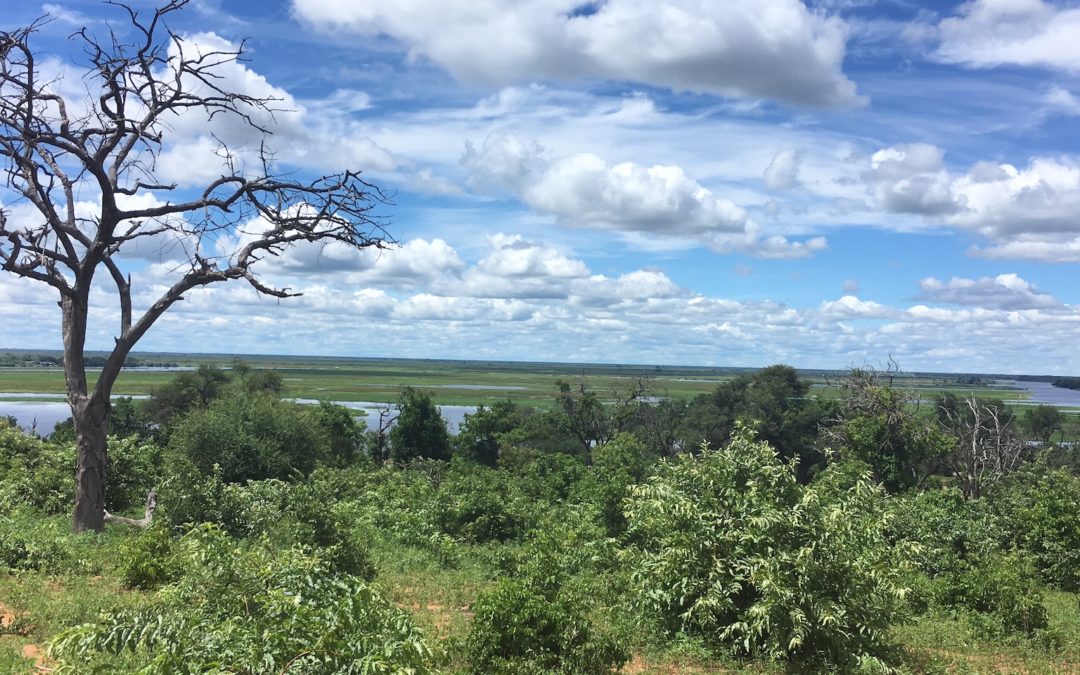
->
[4,0,1080,373]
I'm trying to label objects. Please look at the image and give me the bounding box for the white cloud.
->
[292,0,863,106]
[866,143,959,215]
[937,0,1080,72]
[464,133,827,258]
[153,33,396,186]
[916,273,1059,310]
[763,149,802,190]
[859,145,1080,261]
[819,295,896,319]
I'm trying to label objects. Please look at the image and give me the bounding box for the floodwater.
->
[1,396,478,436]
[1000,380,1080,408]
[0,401,71,434]
[290,399,477,433]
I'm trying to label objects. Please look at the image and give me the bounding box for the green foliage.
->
[680,365,829,478]
[312,401,367,467]
[1023,405,1063,444]
[825,369,950,492]
[990,465,1080,591]
[169,392,327,483]
[158,468,375,579]
[467,546,628,674]
[435,461,533,543]
[390,387,451,462]
[624,426,914,668]
[578,432,654,535]
[104,435,163,512]
[49,525,432,674]
[893,488,1048,636]
[0,422,73,514]
[116,526,180,590]
[454,400,525,465]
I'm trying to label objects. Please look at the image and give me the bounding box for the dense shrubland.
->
[2,364,1080,672]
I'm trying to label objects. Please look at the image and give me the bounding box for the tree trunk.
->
[71,395,109,533]
[62,294,112,533]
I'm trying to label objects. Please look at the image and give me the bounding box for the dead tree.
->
[0,2,390,532]
[939,396,1027,499]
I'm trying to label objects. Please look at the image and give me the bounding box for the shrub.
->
[578,433,653,535]
[115,525,180,590]
[891,488,1048,636]
[435,462,532,543]
[990,465,1080,591]
[467,547,628,674]
[49,525,432,674]
[624,426,915,669]
[0,424,73,514]
[168,393,327,483]
[104,435,163,512]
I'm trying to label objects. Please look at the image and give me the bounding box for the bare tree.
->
[0,2,390,532]
[939,396,1028,499]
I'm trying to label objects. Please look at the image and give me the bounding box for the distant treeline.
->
[1053,377,1080,391]
[0,353,177,368]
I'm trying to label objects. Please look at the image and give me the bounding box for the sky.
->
[3,0,1080,373]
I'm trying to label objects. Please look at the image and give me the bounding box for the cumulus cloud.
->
[465,133,827,258]
[860,145,1080,261]
[865,143,959,215]
[916,273,1060,310]
[936,0,1080,72]
[292,0,863,106]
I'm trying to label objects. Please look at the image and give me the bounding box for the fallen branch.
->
[103,489,157,528]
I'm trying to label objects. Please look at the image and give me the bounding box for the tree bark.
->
[63,295,111,533]
[71,395,109,533]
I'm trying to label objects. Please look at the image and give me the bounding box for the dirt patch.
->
[0,603,15,628]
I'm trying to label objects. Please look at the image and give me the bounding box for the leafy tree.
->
[312,401,367,468]
[821,368,950,492]
[552,380,612,457]
[0,2,389,532]
[1023,405,1063,444]
[390,388,451,462]
[680,365,829,478]
[454,400,526,466]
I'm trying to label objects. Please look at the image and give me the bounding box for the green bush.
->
[435,462,532,543]
[577,433,653,535]
[104,435,164,512]
[0,424,73,514]
[467,547,628,674]
[990,465,1080,591]
[892,488,1048,636]
[168,393,327,483]
[115,525,180,590]
[49,525,432,674]
[158,468,375,579]
[624,426,915,669]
